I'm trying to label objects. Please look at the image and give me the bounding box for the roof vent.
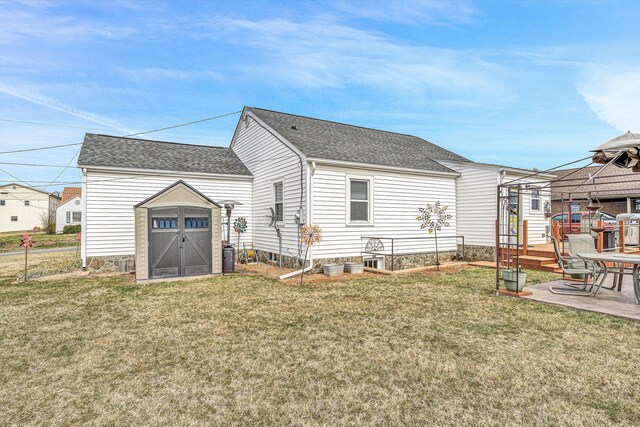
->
[291,125,297,130]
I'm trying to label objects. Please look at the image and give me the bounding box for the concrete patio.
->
[522,275,640,321]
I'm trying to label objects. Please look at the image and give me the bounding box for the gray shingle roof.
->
[247,107,467,174]
[78,133,252,176]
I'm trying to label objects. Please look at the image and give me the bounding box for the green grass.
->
[0,263,638,425]
[0,231,79,253]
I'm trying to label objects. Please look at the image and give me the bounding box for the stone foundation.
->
[86,255,136,273]
[254,250,302,270]
[460,244,496,262]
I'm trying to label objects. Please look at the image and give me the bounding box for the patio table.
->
[577,252,640,304]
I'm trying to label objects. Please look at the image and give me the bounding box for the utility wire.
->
[0,142,82,155]
[122,110,242,137]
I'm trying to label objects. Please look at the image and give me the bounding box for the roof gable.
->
[134,180,222,208]
[247,107,467,174]
[61,187,82,204]
[78,133,252,176]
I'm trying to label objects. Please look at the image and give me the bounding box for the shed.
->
[134,180,222,281]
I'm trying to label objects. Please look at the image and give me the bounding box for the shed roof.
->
[246,107,467,174]
[78,133,252,176]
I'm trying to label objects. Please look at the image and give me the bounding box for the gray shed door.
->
[149,206,212,279]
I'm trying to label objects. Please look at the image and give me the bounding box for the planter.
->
[502,269,528,292]
[322,263,344,277]
[344,262,364,275]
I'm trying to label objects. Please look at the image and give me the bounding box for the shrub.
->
[63,225,81,234]
[40,211,56,234]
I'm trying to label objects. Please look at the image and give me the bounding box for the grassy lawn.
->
[0,231,79,253]
[1,255,639,425]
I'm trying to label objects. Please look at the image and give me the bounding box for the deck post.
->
[522,220,529,255]
[597,219,604,253]
[619,221,625,253]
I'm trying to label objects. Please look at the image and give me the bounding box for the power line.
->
[40,146,82,192]
[0,142,82,155]
[122,110,242,137]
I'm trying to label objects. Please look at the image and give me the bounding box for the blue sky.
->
[2,0,640,192]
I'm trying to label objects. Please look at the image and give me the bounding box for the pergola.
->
[495,132,640,292]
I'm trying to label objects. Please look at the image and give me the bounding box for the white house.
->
[0,183,60,233]
[78,107,551,279]
[56,187,83,234]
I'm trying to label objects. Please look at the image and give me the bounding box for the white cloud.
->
[332,0,479,25]
[577,64,640,132]
[203,17,509,101]
[0,84,131,132]
[117,67,224,82]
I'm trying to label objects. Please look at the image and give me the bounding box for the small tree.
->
[39,210,56,234]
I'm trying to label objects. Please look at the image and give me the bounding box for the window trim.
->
[530,188,541,212]
[10,216,18,222]
[0,200,4,206]
[346,174,374,226]
[24,200,29,206]
[72,211,82,223]
[272,178,285,224]
[66,211,71,223]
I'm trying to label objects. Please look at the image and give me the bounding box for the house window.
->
[24,200,29,206]
[349,178,371,223]
[66,212,71,223]
[0,200,4,206]
[273,181,283,222]
[72,212,82,222]
[11,216,17,222]
[635,199,640,211]
[530,189,540,212]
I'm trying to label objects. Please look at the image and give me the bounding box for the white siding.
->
[439,161,499,247]
[56,196,83,234]
[84,170,252,257]
[311,164,458,259]
[231,116,306,257]
[0,184,58,233]
[505,173,550,245]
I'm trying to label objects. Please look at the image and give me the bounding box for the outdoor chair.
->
[568,234,628,291]
[548,236,601,295]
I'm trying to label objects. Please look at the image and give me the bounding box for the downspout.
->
[280,160,315,279]
[81,167,87,269]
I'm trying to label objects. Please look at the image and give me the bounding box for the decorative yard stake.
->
[416,202,451,271]
[299,224,322,285]
[20,233,33,282]
[233,217,247,261]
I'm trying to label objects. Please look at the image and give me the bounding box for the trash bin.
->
[222,246,235,273]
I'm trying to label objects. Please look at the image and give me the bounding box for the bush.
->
[40,211,56,234]
[63,225,81,234]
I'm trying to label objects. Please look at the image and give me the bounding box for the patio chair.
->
[548,236,601,295]
[568,234,626,291]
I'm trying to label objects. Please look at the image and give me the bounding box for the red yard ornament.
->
[19,233,33,282]
[20,233,33,248]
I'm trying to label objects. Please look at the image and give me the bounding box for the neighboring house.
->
[78,107,552,279]
[0,183,61,233]
[56,187,83,234]
[551,165,640,216]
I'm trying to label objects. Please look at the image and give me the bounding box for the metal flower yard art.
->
[417,202,452,271]
[299,223,322,284]
[20,233,33,282]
